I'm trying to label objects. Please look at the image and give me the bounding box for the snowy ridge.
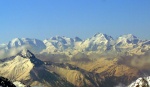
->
[43,36,79,49]
[41,33,150,55]
[79,33,114,51]
[7,38,46,53]
[18,49,34,58]
[0,33,150,56]
[116,34,139,46]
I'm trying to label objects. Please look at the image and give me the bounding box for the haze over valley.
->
[0,33,150,87]
[0,0,150,87]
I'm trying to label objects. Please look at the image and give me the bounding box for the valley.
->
[0,33,150,87]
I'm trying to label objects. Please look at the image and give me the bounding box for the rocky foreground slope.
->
[0,33,150,87]
[0,49,150,87]
[0,76,16,87]
[0,49,74,87]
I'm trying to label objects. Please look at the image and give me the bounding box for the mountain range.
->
[0,33,150,87]
[0,33,150,59]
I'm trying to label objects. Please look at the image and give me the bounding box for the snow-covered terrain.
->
[0,33,150,58]
[42,36,82,53]
[6,38,45,54]
[79,33,114,51]
[41,33,150,56]
[13,81,26,87]
[128,76,150,87]
[7,38,45,49]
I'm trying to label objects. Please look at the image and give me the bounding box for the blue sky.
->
[0,0,150,43]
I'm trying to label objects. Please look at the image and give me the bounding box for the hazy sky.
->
[0,0,150,43]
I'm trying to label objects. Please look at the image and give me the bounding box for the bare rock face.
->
[0,76,16,87]
[17,49,44,67]
[18,49,34,58]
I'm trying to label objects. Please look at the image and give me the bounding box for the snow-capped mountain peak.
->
[93,33,113,41]
[6,38,46,54]
[74,37,82,42]
[94,33,104,37]
[43,36,75,51]
[8,38,23,48]
[117,34,139,44]
[79,33,114,51]
[16,49,43,67]
[18,49,34,58]
[0,33,150,56]
[48,36,74,44]
[118,34,137,40]
[11,38,20,41]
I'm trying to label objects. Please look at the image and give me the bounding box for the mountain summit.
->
[7,38,46,53]
[0,33,150,57]
[117,34,139,44]
[18,49,34,58]
[18,49,44,67]
[93,33,114,41]
[79,33,114,51]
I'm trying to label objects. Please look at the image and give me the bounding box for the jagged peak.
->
[10,38,22,43]
[11,38,40,42]
[7,38,23,48]
[18,49,34,58]
[12,38,21,41]
[49,36,73,40]
[92,33,113,40]
[50,35,61,40]
[74,37,82,42]
[94,33,105,37]
[118,34,138,39]
[117,34,139,44]
[17,49,44,67]
[22,37,33,39]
